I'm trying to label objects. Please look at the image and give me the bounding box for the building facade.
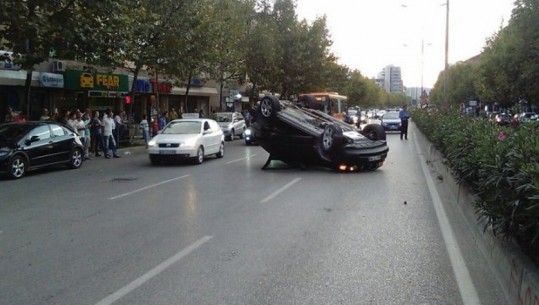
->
[0,57,251,124]
[375,65,403,94]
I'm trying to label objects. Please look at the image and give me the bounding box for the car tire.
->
[150,155,160,165]
[68,148,83,169]
[320,124,344,153]
[361,124,386,141]
[216,142,225,158]
[193,146,204,164]
[226,130,234,141]
[7,155,27,179]
[256,96,281,123]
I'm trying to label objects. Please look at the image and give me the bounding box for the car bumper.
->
[147,147,197,158]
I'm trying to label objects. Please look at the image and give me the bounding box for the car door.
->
[205,120,222,154]
[200,121,216,154]
[23,124,55,167]
[49,124,74,163]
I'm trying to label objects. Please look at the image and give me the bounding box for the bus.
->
[299,92,348,120]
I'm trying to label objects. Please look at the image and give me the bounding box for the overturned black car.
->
[251,95,389,172]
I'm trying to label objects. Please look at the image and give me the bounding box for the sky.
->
[295,0,515,89]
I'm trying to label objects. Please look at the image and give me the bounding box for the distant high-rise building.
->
[375,65,403,94]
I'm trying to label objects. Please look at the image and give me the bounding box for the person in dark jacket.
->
[399,104,410,140]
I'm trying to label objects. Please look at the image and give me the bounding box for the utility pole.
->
[443,0,449,109]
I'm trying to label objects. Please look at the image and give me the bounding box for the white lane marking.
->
[109,175,190,200]
[226,154,258,164]
[260,177,302,203]
[94,235,213,305]
[414,136,482,305]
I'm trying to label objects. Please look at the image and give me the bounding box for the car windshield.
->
[0,123,33,142]
[161,121,201,134]
[383,112,400,119]
[213,113,232,122]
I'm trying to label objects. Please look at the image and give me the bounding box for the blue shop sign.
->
[40,72,64,88]
[135,79,151,93]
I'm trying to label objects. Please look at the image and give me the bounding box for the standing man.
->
[90,110,104,157]
[103,109,120,158]
[399,104,410,140]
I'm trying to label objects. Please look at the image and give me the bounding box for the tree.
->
[245,0,336,99]
[208,0,256,110]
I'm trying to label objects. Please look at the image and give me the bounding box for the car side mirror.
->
[25,135,40,145]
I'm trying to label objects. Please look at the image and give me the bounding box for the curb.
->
[413,123,539,305]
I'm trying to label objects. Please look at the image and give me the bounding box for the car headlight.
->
[148,139,157,147]
[0,149,9,158]
[183,138,198,148]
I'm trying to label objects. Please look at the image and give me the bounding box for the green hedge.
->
[412,109,539,262]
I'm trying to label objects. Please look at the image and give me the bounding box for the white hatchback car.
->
[147,118,225,165]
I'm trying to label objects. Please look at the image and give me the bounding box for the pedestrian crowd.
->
[2,106,127,161]
[2,105,235,155]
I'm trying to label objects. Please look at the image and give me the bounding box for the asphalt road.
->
[0,125,508,305]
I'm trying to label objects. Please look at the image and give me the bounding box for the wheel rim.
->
[220,143,224,156]
[11,158,25,178]
[197,148,204,163]
[322,127,334,150]
[367,130,377,140]
[72,150,83,167]
[260,99,272,118]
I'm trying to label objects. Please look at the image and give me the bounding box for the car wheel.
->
[68,148,83,169]
[320,124,344,153]
[150,155,160,165]
[193,146,204,164]
[8,155,27,179]
[256,96,281,123]
[216,142,225,158]
[361,124,387,141]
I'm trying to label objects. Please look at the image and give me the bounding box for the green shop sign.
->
[64,69,129,92]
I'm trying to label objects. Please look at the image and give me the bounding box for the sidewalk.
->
[413,123,539,305]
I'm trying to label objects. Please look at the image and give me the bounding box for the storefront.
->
[0,70,26,122]
[31,72,65,120]
[64,69,129,115]
[171,86,218,116]
[127,76,172,122]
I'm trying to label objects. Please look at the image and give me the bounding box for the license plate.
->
[159,150,176,155]
[390,126,398,129]
[368,155,381,161]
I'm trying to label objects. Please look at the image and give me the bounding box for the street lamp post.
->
[443,0,449,109]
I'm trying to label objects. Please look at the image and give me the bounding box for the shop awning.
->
[0,70,27,86]
[171,86,218,96]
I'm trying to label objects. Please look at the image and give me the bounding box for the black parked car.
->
[251,95,389,172]
[0,121,84,179]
